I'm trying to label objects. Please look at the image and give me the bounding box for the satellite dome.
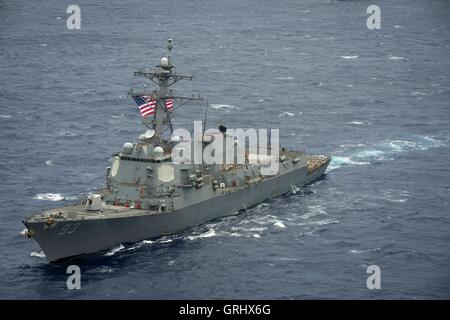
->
[144,129,155,139]
[122,142,134,154]
[153,146,164,159]
[160,57,169,67]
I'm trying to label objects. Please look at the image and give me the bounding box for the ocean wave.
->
[278,112,295,117]
[389,56,405,61]
[329,135,448,171]
[186,228,217,240]
[0,114,12,119]
[30,251,46,258]
[382,190,411,203]
[33,193,64,201]
[348,248,381,254]
[297,219,339,227]
[57,131,79,137]
[341,55,358,59]
[300,205,327,219]
[273,221,286,229]
[327,156,370,171]
[104,244,125,256]
[210,104,239,110]
[348,121,370,126]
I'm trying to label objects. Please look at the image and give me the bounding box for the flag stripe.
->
[165,98,174,111]
[132,96,156,118]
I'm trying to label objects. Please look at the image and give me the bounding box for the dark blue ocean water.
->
[1,0,449,299]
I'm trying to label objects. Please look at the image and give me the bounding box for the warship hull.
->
[23,161,329,262]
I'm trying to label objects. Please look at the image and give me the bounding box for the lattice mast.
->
[128,39,201,141]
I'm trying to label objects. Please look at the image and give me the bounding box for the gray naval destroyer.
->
[23,40,331,262]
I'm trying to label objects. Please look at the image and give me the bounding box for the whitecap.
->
[275,76,294,80]
[273,221,286,229]
[389,56,405,61]
[33,193,64,201]
[30,251,46,258]
[278,112,295,117]
[186,228,216,240]
[0,114,11,118]
[341,55,358,59]
[347,121,364,126]
[412,91,426,96]
[210,104,238,110]
[353,149,385,159]
[45,160,52,165]
[253,234,261,238]
[300,205,327,219]
[104,244,125,256]
[58,131,77,137]
[327,156,370,171]
[348,248,381,254]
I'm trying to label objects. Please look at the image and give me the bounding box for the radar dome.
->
[122,142,134,154]
[153,146,164,159]
[160,57,169,67]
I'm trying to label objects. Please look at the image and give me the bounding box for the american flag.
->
[132,96,156,118]
[165,98,174,111]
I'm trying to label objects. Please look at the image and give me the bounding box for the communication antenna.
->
[202,98,209,143]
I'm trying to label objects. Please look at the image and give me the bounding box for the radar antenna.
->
[128,39,202,142]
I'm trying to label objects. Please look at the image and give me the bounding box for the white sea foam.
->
[33,193,64,201]
[253,234,261,238]
[327,156,370,171]
[58,131,78,137]
[330,135,447,172]
[0,114,11,118]
[348,121,370,126]
[275,76,294,80]
[186,228,217,240]
[278,112,295,117]
[341,55,358,59]
[348,248,381,254]
[210,104,239,110]
[105,244,125,256]
[389,56,405,61]
[45,160,52,165]
[30,251,46,258]
[300,205,327,219]
[273,221,286,229]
